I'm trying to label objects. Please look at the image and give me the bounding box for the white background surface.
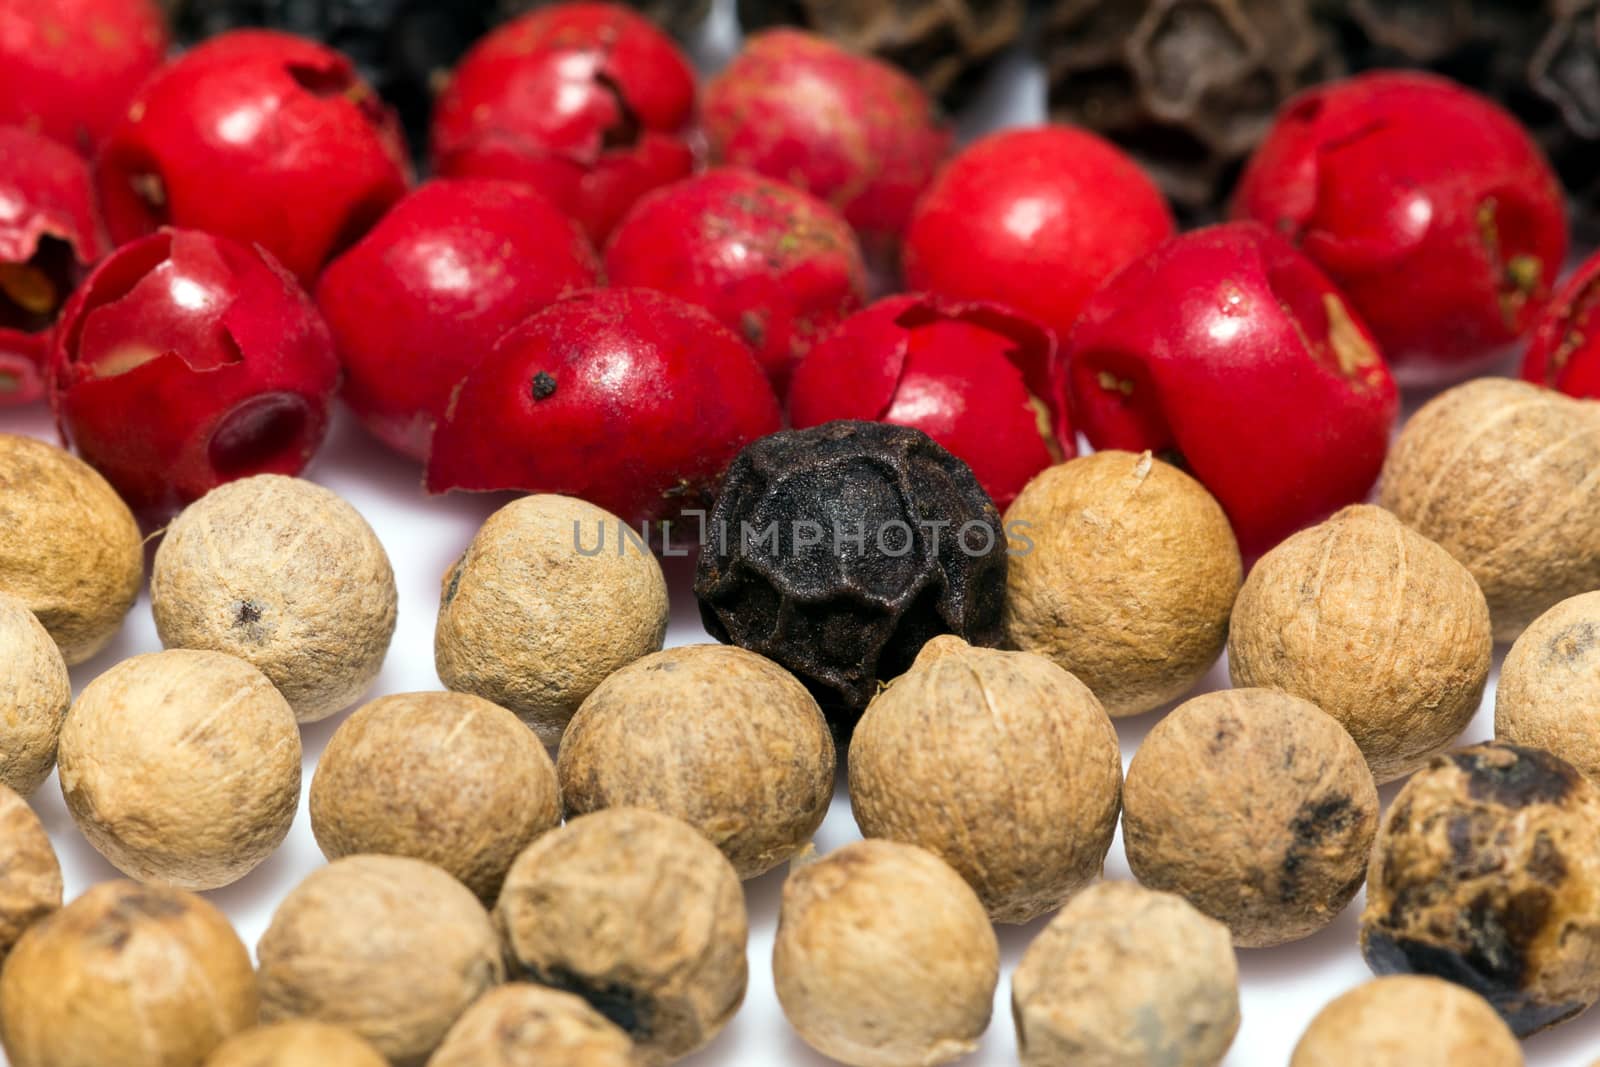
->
[6,0,1600,1062]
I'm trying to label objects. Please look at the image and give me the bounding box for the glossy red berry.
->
[96,30,411,285]
[0,126,108,406]
[317,179,600,461]
[431,1,697,245]
[49,229,340,517]
[1523,249,1600,400]
[788,294,1070,509]
[0,0,169,153]
[605,168,868,392]
[704,30,952,253]
[426,287,782,526]
[1234,71,1568,380]
[1066,222,1398,560]
[903,125,1175,351]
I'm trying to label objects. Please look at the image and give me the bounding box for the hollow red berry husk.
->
[0,126,108,406]
[903,125,1175,351]
[1234,71,1568,381]
[48,230,341,518]
[1065,222,1398,561]
[317,179,601,462]
[0,0,169,153]
[1523,248,1600,400]
[426,287,782,527]
[605,168,868,393]
[96,30,411,285]
[704,29,952,254]
[431,1,697,245]
[788,294,1071,510]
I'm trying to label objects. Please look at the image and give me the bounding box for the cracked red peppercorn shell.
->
[0,0,169,153]
[96,30,411,285]
[788,294,1072,510]
[1522,248,1600,400]
[1065,222,1398,561]
[48,229,340,518]
[0,127,108,407]
[704,29,952,253]
[1234,71,1569,381]
[903,125,1176,351]
[426,287,782,526]
[431,2,697,246]
[604,168,868,394]
[316,179,601,462]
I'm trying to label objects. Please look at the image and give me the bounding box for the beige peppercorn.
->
[427,985,640,1067]
[0,433,143,665]
[1003,450,1242,717]
[1361,742,1600,1037]
[848,635,1122,923]
[311,691,561,902]
[773,839,999,1067]
[1290,976,1523,1067]
[0,881,258,1067]
[152,475,398,723]
[436,494,670,747]
[0,593,70,796]
[1379,377,1600,641]
[557,645,834,879]
[1496,590,1600,783]
[203,1022,389,1067]
[257,854,505,1067]
[1228,504,1492,783]
[56,649,302,890]
[495,808,748,1067]
[1123,688,1379,947]
[0,784,61,965]
[1011,881,1240,1067]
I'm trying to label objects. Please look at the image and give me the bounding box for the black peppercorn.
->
[500,0,712,38]
[1043,0,1338,219]
[695,421,1007,726]
[736,0,1024,109]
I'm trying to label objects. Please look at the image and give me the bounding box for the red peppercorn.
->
[0,0,169,153]
[1065,222,1398,560]
[0,126,108,407]
[788,294,1070,509]
[605,168,868,393]
[704,29,952,254]
[1234,71,1568,380]
[1523,249,1600,400]
[903,125,1175,351]
[96,30,411,285]
[49,229,340,517]
[317,179,600,462]
[426,287,782,526]
[431,1,697,245]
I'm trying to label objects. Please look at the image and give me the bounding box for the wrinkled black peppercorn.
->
[695,422,1007,725]
[736,0,1024,109]
[1043,0,1338,219]
[500,0,712,37]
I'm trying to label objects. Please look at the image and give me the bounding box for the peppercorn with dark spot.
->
[1360,741,1600,1037]
[694,421,1006,728]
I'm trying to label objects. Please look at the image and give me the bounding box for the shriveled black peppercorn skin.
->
[737,0,1024,109]
[695,421,1006,724]
[1360,742,1600,1038]
[1043,0,1338,218]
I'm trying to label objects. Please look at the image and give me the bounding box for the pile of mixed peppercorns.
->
[4,0,1600,1065]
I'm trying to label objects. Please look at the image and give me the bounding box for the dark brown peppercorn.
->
[1360,741,1600,1038]
[695,421,1006,726]
[1043,0,1338,217]
[736,0,1024,108]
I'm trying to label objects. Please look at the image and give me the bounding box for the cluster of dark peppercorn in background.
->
[155,0,1600,229]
